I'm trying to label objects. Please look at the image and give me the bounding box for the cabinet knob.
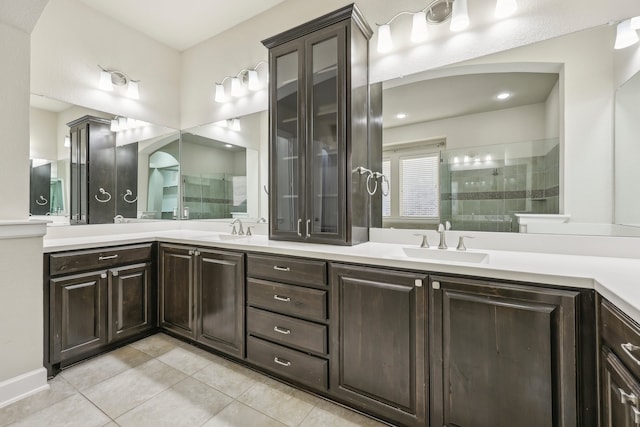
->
[432,280,441,290]
[111,271,118,277]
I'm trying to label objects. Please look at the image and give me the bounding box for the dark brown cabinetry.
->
[45,244,154,374]
[68,115,138,224]
[429,275,580,427]
[329,263,427,427]
[246,254,329,390]
[159,244,245,358]
[600,298,640,425]
[263,4,373,245]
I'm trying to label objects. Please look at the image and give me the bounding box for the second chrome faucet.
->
[437,221,451,249]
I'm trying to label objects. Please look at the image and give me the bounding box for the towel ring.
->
[123,189,138,204]
[35,195,48,206]
[95,188,112,203]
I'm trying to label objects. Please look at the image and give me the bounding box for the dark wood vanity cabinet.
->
[263,4,373,245]
[600,298,640,426]
[245,254,330,390]
[45,243,155,373]
[429,275,583,427]
[159,244,245,358]
[329,263,427,427]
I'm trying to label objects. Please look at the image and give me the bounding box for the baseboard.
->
[0,367,49,409]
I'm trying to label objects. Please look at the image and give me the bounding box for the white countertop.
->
[43,229,640,325]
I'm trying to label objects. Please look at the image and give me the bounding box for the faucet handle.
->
[456,236,474,251]
[445,220,451,230]
[437,223,445,232]
[246,226,252,236]
[230,224,237,235]
[413,233,430,248]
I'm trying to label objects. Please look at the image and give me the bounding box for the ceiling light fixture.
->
[615,19,639,50]
[376,0,518,53]
[214,61,267,103]
[396,112,407,119]
[98,66,141,99]
[496,92,511,100]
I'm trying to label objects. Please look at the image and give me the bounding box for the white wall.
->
[31,0,181,129]
[29,107,57,160]
[545,81,560,139]
[384,103,547,150]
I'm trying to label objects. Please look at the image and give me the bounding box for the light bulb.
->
[247,70,260,91]
[127,80,139,99]
[495,0,518,18]
[450,0,469,32]
[631,16,640,31]
[411,12,428,43]
[230,118,241,131]
[99,70,113,91]
[377,24,392,53]
[110,119,119,132]
[231,77,243,97]
[214,84,226,102]
[615,19,639,50]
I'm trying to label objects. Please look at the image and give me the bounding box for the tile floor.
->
[0,333,388,427]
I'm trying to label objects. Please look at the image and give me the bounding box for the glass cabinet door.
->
[307,29,343,238]
[272,47,303,236]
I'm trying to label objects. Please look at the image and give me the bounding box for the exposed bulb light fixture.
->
[450,0,469,32]
[495,0,518,18]
[411,12,428,42]
[377,24,393,53]
[214,61,267,103]
[98,66,141,99]
[227,118,241,131]
[615,19,639,50]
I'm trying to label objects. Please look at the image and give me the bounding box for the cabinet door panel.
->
[51,271,108,364]
[197,249,244,358]
[110,262,152,342]
[160,246,194,338]
[430,276,578,427]
[330,264,427,426]
[601,347,640,427]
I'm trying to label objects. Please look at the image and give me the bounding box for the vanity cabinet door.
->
[196,248,245,358]
[429,275,579,427]
[159,245,195,338]
[601,347,640,427]
[50,270,108,364]
[330,263,427,427]
[109,262,153,343]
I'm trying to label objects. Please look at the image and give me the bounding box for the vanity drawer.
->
[247,336,328,390]
[50,244,153,276]
[601,299,640,379]
[247,278,327,322]
[247,254,327,287]
[247,307,327,355]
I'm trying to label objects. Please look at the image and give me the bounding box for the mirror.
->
[30,95,179,224]
[180,111,267,222]
[376,23,626,234]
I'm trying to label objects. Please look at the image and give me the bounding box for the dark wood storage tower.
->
[262,4,373,245]
[68,115,138,224]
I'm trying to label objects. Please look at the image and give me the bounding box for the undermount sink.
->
[402,247,489,264]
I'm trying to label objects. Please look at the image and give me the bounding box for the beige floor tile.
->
[0,375,77,427]
[115,377,232,427]
[83,359,186,418]
[156,346,211,375]
[102,423,118,427]
[10,393,110,427]
[61,345,152,391]
[237,378,319,427]
[192,359,262,398]
[129,333,183,357]
[300,399,387,427]
[201,401,287,427]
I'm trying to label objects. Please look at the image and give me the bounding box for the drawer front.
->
[247,307,327,355]
[50,244,153,276]
[247,279,327,321]
[247,254,327,287]
[247,336,328,390]
[601,299,640,379]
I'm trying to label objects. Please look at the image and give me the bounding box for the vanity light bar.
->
[98,66,140,99]
[376,0,518,53]
[214,61,268,103]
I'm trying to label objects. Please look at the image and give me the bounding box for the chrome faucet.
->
[230,218,245,235]
[437,221,451,249]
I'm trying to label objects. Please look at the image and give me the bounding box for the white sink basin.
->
[402,247,489,264]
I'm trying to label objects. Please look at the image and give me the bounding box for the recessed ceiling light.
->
[396,113,407,119]
[225,144,233,148]
[496,92,511,100]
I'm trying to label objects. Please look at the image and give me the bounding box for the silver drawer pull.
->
[273,266,291,272]
[273,295,291,302]
[273,357,291,367]
[98,254,119,261]
[273,326,291,335]
[632,406,640,425]
[622,343,640,366]
[619,388,639,406]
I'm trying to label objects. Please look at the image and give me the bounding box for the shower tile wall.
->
[441,144,559,232]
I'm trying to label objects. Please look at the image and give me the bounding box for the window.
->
[382,142,441,220]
